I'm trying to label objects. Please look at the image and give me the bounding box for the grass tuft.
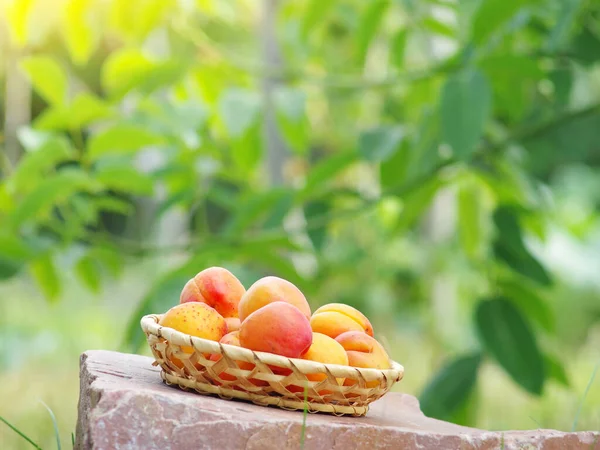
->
[572,359,600,432]
[0,415,43,449]
[40,400,62,450]
[300,381,309,449]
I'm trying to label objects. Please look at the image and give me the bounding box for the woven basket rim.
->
[141,313,405,379]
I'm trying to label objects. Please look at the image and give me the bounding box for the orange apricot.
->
[310,303,374,339]
[239,301,312,358]
[335,331,391,388]
[180,267,245,318]
[238,276,311,322]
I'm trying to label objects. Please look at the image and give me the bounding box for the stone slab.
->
[75,350,600,450]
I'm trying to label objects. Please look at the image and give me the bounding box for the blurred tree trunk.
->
[260,0,288,186]
[3,50,31,171]
[425,188,459,345]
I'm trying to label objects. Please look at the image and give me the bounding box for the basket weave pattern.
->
[141,314,404,416]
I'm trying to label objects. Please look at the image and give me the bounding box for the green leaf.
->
[496,279,555,332]
[155,189,195,221]
[63,0,98,65]
[94,165,154,195]
[101,49,152,96]
[522,112,600,176]
[230,125,262,173]
[274,87,309,154]
[8,136,75,193]
[20,56,67,105]
[0,235,35,280]
[475,297,545,395]
[29,253,61,303]
[357,0,389,64]
[419,353,482,421]
[302,0,335,37]
[302,151,357,198]
[545,0,582,53]
[263,190,296,229]
[493,240,552,286]
[93,196,133,215]
[358,126,404,162]
[31,94,108,132]
[219,88,262,138]
[458,181,482,260]
[10,169,100,228]
[71,195,98,225]
[493,206,552,286]
[569,26,600,66]
[549,68,573,109]
[380,139,411,190]
[75,255,102,293]
[87,124,163,162]
[224,188,294,235]
[440,69,491,160]
[304,200,329,251]
[422,16,455,38]
[89,247,123,278]
[69,93,114,128]
[5,0,34,47]
[471,0,538,44]
[101,49,186,97]
[479,56,542,121]
[396,177,443,230]
[390,29,408,68]
[544,353,569,387]
[410,109,442,178]
[33,106,72,131]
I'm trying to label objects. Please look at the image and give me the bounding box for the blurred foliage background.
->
[1,0,600,447]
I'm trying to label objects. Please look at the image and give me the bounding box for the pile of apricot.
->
[159,267,392,387]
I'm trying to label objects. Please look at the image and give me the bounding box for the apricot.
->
[238,276,311,322]
[180,266,245,318]
[239,301,312,358]
[159,302,227,341]
[302,332,349,383]
[209,331,268,387]
[310,303,373,339]
[225,317,241,333]
[335,331,391,388]
[159,302,227,368]
[219,330,241,347]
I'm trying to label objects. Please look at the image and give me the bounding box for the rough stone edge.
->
[75,351,600,450]
[75,352,98,450]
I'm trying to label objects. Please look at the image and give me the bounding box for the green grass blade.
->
[41,400,62,450]
[300,382,308,449]
[572,359,600,432]
[72,431,75,447]
[0,415,43,449]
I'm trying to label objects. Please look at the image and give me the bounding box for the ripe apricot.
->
[209,331,268,387]
[335,331,391,388]
[239,301,312,358]
[238,276,311,322]
[310,303,374,339]
[180,267,245,318]
[302,332,348,383]
[159,302,227,368]
[225,317,241,333]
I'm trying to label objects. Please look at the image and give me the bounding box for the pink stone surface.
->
[75,350,599,450]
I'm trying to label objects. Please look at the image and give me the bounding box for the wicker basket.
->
[141,314,404,416]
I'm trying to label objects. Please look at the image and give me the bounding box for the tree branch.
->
[488,102,600,152]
